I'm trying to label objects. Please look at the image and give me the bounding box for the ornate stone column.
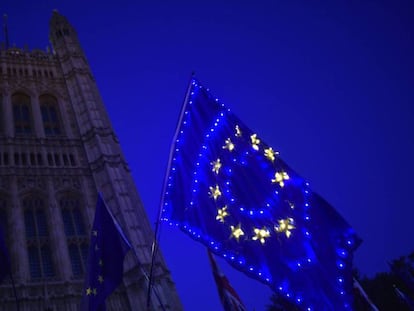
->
[3,92,13,137]
[31,93,45,138]
[46,178,72,281]
[9,176,29,282]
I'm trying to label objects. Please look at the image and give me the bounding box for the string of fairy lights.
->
[162,79,356,310]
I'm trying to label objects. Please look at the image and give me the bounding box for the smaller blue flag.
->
[0,224,11,283]
[82,193,131,311]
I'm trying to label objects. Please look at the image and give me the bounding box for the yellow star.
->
[230,224,244,242]
[235,125,242,137]
[98,275,104,283]
[264,147,279,162]
[86,287,92,296]
[211,158,222,175]
[92,288,97,296]
[252,227,271,244]
[271,171,290,187]
[275,218,295,238]
[99,259,103,266]
[250,134,260,151]
[216,206,229,223]
[222,138,235,151]
[92,230,98,236]
[209,185,222,201]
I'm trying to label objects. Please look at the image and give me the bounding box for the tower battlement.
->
[0,11,182,311]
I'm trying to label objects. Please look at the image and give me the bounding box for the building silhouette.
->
[0,10,182,310]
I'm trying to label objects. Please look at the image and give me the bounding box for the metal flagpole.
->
[9,271,20,311]
[98,193,167,311]
[129,250,166,311]
[353,278,379,311]
[146,72,195,310]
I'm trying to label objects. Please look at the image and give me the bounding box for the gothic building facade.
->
[0,11,182,310]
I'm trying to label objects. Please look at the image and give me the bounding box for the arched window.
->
[23,196,54,279]
[12,93,33,135]
[60,195,88,277]
[39,95,62,136]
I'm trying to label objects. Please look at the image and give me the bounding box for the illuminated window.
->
[40,95,62,136]
[12,93,33,135]
[60,195,88,277]
[23,196,55,279]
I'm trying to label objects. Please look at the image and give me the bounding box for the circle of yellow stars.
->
[207,124,297,245]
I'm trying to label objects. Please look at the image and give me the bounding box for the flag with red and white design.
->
[208,250,246,311]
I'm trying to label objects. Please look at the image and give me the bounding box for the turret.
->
[49,10,83,57]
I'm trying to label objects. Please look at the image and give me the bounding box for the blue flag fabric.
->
[0,225,11,283]
[161,78,360,310]
[82,194,131,311]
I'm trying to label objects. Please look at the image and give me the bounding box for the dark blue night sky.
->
[2,1,414,310]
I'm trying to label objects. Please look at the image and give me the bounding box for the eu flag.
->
[0,224,11,283]
[161,78,360,310]
[82,193,131,311]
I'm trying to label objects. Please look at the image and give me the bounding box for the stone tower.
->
[0,10,182,310]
